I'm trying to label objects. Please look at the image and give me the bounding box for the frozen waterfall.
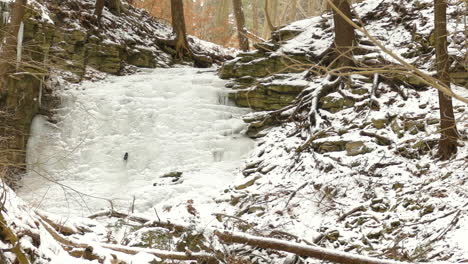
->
[19,67,254,219]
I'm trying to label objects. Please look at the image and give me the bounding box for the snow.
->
[20,67,254,223]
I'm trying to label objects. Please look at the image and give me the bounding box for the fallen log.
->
[215,230,408,264]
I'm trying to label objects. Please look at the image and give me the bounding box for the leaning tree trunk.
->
[332,0,355,67]
[232,0,249,51]
[434,0,458,160]
[170,0,190,59]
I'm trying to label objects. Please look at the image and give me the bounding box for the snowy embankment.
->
[19,68,254,223]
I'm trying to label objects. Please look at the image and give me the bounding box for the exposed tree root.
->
[0,212,31,264]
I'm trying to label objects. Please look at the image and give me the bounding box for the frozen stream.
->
[19,67,254,219]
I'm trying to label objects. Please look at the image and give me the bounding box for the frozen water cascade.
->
[19,67,254,219]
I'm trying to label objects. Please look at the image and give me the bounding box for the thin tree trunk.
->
[264,0,275,32]
[434,0,458,160]
[232,0,249,51]
[252,0,259,35]
[0,0,27,94]
[215,0,231,45]
[289,0,298,22]
[332,0,354,67]
[0,0,28,184]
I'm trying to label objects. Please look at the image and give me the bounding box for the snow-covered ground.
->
[19,67,254,221]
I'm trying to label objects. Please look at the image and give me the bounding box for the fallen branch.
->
[89,209,189,233]
[99,243,217,263]
[360,131,393,146]
[337,205,367,222]
[37,212,81,236]
[38,217,217,263]
[284,182,309,208]
[215,230,409,264]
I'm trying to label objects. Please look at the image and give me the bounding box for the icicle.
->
[16,21,24,70]
[38,78,43,108]
[3,11,9,25]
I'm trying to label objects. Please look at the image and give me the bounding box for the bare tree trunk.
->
[168,0,212,67]
[0,0,28,185]
[252,0,260,35]
[95,0,122,21]
[171,0,190,59]
[264,0,275,32]
[0,0,27,94]
[107,0,123,16]
[289,0,298,22]
[434,0,458,160]
[215,0,231,45]
[332,0,354,67]
[95,0,105,19]
[232,0,249,51]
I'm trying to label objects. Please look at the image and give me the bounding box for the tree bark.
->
[215,0,231,46]
[95,0,105,18]
[171,0,190,59]
[289,0,298,22]
[434,0,458,160]
[332,0,354,67]
[215,231,407,264]
[107,0,123,16]
[95,0,122,21]
[0,0,27,90]
[232,0,249,51]
[252,0,259,35]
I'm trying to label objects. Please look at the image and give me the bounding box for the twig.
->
[284,182,309,209]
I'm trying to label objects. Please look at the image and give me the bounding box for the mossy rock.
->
[129,227,172,250]
[346,141,372,156]
[372,118,387,129]
[420,204,435,217]
[272,28,304,42]
[176,232,206,252]
[128,48,157,68]
[370,198,389,212]
[219,54,310,79]
[86,42,124,74]
[261,83,307,94]
[254,42,280,52]
[235,176,261,190]
[390,120,404,138]
[366,230,383,240]
[325,230,340,241]
[313,140,348,153]
[229,88,298,111]
[451,72,468,88]
[320,95,354,113]
[351,88,369,95]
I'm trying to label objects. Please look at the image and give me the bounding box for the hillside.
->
[218,0,467,262]
[0,0,466,264]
